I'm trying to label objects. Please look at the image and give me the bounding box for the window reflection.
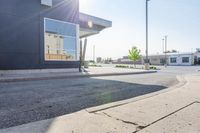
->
[44,18,77,61]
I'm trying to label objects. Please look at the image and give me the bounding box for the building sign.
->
[41,0,52,6]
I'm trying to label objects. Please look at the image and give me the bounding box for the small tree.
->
[128,46,141,68]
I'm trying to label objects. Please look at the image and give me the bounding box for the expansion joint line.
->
[87,101,200,133]
[133,101,200,133]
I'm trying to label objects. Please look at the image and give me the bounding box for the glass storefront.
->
[44,18,78,61]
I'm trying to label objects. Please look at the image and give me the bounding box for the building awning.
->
[79,13,112,38]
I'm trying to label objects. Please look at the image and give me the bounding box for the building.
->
[168,53,194,66]
[96,57,102,63]
[148,53,194,66]
[148,54,167,65]
[113,56,142,64]
[114,51,200,66]
[196,54,200,64]
[0,0,112,70]
[194,49,200,65]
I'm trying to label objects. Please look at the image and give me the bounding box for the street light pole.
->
[165,35,168,53]
[145,0,150,70]
[164,35,168,67]
[93,45,95,63]
[162,38,165,53]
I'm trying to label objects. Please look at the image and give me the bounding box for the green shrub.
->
[149,66,157,70]
[115,65,129,68]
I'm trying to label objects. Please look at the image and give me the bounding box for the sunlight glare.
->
[80,0,92,10]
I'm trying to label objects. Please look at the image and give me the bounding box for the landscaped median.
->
[1,74,200,133]
[0,67,157,82]
[115,64,159,70]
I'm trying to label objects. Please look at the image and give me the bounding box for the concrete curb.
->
[86,74,187,113]
[0,71,157,83]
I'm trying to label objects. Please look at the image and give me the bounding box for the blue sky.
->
[80,0,200,60]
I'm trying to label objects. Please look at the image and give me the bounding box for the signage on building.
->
[41,0,52,6]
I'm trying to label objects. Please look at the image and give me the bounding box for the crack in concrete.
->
[90,111,142,133]
[101,112,147,133]
[102,112,138,126]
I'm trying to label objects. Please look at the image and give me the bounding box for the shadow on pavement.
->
[0,76,167,130]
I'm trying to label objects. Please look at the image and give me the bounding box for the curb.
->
[0,71,157,83]
[86,74,187,113]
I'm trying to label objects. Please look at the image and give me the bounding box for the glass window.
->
[170,57,177,63]
[160,59,165,64]
[44,18,77,61]
[182,57,189,63]
[198,57,200,64]
[41,0,52,6]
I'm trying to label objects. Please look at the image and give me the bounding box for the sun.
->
[79,0,92,10]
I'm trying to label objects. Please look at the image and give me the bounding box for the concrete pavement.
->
[1,73,200,133]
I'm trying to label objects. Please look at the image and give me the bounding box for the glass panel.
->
[160,59,165,64]
[45,19,76,37]
[44,18,77,61]
[182,57,189,63]
[41,0,52,6]
[170,57,177,63]
[198,57,200,64]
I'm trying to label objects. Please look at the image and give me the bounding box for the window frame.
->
[44,18,79,62]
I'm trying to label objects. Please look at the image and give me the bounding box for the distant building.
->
[194,49,200,65]
[104,58,113,64]
[148,53,195,66]
[148,54,167,65]
[96,57,102,63]
[168,53,194,66]
[112,56,142,64]
[114,50,200,66]
[196,48,200,53]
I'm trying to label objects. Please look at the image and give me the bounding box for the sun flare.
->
[79,0,92,10]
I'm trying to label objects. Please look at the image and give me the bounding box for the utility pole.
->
[162,38,165,53]
[164,35,168,67]
[93,45,95,63]
[145,0,150,70]
[79,39,83,72]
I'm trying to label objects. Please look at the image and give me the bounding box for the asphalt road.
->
[0,71,180,129]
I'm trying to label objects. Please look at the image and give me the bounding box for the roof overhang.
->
[79,13,112,38]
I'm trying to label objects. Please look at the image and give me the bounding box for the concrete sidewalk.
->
[1,73,200,133]
[0,67,156,82]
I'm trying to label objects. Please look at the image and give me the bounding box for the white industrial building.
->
[168,53,194,66]
[114,49,200,66]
